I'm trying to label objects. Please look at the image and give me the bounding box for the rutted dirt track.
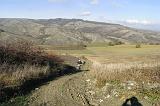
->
[29,72,91,106]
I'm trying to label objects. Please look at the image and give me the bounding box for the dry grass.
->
[0,64,49,87]
[0,39,63,88]
[90,61,160,87]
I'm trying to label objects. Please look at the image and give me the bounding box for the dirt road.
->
[29,71,91,106]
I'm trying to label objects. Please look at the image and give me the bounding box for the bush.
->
[0,39,64,87]
[114,40,124,45]
[136,44,141,48]
[0,39,62,66]
[108,40,124,46]
[108,42,115,46]
[155,43,160,45]
[149,43,160,45]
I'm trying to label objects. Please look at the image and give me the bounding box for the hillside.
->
[0,18,160,45]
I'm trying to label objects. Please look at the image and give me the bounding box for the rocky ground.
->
[28,70,159,106]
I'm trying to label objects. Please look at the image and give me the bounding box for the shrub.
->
[155,43,160,45]
[108,40,124,46]
[108,42,115,46]
[114,40,124,45]
[0,39,62,66]
[149,43,154,45]
[136,43,141,48]
[0,39,64,88]
[149,43,160,45]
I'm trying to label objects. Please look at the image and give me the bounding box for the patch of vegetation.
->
[0,95,28,106]
[108,40,124,46]
[114,40,124,45]
[87,42,108,47]
[0,39,77,103]
[149,43,160,45]
[139,88,160,104]
[91,62,160,88]
[136,43,141,48]
[109,80,121,85]
[108,42,115,46]
[51,45,87,50]
[40,43,87,50]
[96,77,107,88]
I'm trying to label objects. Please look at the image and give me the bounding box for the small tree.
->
[114,40,124,45]
[136,43,141,48]
[108,42,115,46]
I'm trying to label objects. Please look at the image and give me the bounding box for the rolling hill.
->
[0,18,160,46]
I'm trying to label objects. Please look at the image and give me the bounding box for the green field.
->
[47,45,160,64]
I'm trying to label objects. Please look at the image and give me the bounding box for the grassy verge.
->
[91,61,160,86]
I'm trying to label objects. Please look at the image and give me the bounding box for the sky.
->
[0,0,160,31]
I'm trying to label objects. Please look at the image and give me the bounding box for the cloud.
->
[126,19,152,25]
[116,20,160,31]
[79,11,92,16]
[90,0,99,4]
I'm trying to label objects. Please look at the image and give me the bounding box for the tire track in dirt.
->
[29,71,91,106]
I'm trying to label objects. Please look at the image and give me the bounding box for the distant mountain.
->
[0,18,160,46]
